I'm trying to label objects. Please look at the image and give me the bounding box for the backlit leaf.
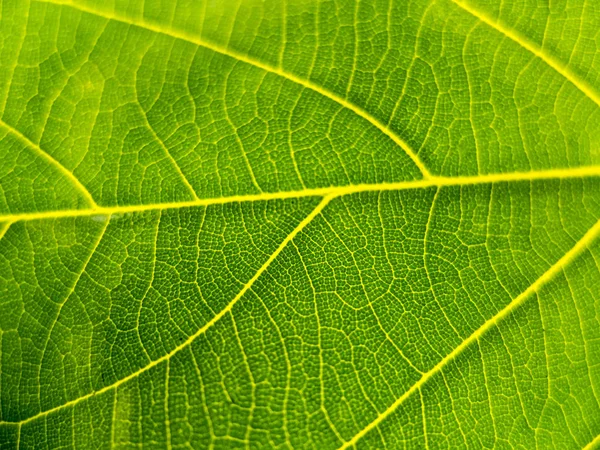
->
[0,0,599,448]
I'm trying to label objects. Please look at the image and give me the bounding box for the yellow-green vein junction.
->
[339,213,600,448]
[1,165,599,223]
[34,0,432,179]
[0,195,334,426]
[5,172,600,439]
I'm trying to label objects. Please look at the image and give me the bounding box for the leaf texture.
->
[0,0,600,449]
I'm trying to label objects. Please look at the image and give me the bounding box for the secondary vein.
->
[34,0,431,179]
[584,432,600,450]
[452,0,600,108]
[339,213,600,448]
[0,119,97,208]
[0,194,333,426]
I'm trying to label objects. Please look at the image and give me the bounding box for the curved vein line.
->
[340,217,600,448]
[0,119,97,207]
[135,104,200,200]
[452,0,600,108]
[1,195,332,426]
[34,0,431,179]
[1,165,600,223]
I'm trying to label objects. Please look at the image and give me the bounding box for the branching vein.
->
[0,194,334,426]
[1,166,599,223]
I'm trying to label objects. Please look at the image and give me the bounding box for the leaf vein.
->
[0,195,333,426]
[338,216,600,448]
[1,166,599,223]
[452,0,600,108]
[34,0,431,178]
[0,119,97,207]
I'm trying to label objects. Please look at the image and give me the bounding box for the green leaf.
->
[0,0,599,448]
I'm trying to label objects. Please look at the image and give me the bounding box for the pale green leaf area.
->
[1,0,600,448]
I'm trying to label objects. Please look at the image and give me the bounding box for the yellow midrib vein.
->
[339,216,600,449]
[34,0,431,179]
[452,0,600,108]
[2,166,600,223]
[1,195,333,427]
[0,119,97,208]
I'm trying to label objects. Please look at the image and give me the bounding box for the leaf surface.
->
[1,0,600,448]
